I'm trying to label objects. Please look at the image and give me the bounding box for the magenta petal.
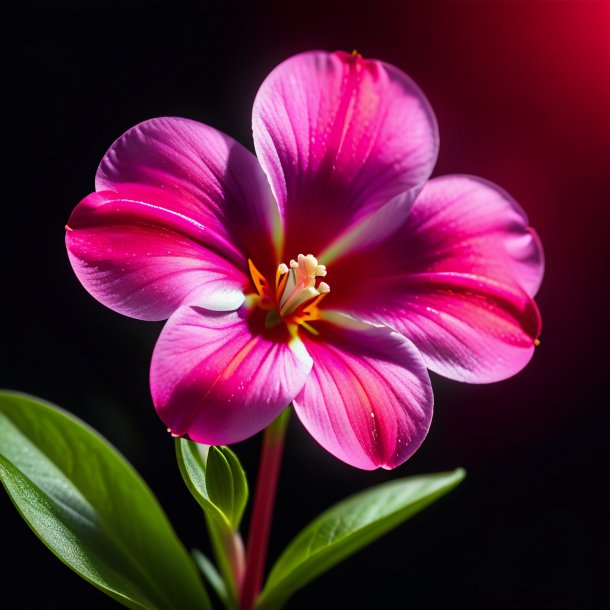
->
[96,116,280,276]
[253,50,439,257]
[330,175,543,383]
[362,275,541,383]
[150,306,313,445]
[66,189,247,320]
[401,175,545,297]
[294,313,433,470]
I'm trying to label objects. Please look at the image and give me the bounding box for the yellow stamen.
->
[275,264,289,299]
[278,254,330,317]
[300,321,320,336]
[247,253,330,332]
[301,291,329,316]
[248,258,268,299]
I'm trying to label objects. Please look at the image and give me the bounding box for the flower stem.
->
[207,515,245,600]
[239,407,291,610]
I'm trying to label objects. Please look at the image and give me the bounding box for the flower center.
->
[247,253,330,334]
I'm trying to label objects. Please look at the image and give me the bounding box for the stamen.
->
[248,253,331,330]
[275,262,289,294]
[300,290,329,317]
[248,258,268,298]
[300,321,320,336]
[248,258,274,310]
[277,253,331,317]
[281,286,319,317]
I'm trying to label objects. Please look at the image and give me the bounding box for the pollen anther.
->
[248,254,330,331]
[278,254,330,316]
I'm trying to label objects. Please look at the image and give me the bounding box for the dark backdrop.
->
[2,2,609,609]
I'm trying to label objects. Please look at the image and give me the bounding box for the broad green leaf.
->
[257,468,465,610]
[175,439,248,530]
[0,391,210,610]
[192,549,236,610]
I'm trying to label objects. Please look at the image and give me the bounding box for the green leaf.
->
[207,446,249,529]
[192,549,237,610]
[0,391,211,610]
[176,439,248,530]
[257,468,466,610]
[175,438,248,605]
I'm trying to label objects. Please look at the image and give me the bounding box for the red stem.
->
[239,408,290,610]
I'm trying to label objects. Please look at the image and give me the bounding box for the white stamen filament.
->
[277,253,330,316]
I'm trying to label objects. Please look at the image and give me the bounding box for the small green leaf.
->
[175,438,248,605]
[207,448,236,523]
[257,468,465,610]
[207,446,249,529]
[221,446,249,527]
[0,391,210,610]
[175,439,248,530]
[192,549,236,610]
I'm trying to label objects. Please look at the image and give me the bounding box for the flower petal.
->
[253,50,439,257]
[66,188,247,320]
[399,175,544,297]
[150,306,313,445]
[96,116,280,277]
[293,313,433,470]
[329,175,543,382]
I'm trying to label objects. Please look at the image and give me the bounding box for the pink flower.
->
[66,51,543,470]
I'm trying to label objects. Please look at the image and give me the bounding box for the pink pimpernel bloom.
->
[66,51,543,470]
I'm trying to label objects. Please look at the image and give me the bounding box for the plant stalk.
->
[207,515,245,601]
[239,407,291,610]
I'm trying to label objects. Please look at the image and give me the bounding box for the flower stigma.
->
[247,254,330,336]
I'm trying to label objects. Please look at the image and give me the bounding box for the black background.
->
[2,2,609,609]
